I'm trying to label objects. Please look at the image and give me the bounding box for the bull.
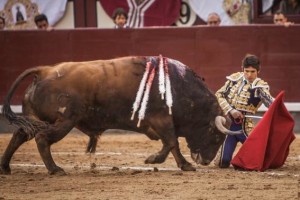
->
[0,56,237,175]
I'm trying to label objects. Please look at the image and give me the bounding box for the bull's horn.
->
[215,116,243,135]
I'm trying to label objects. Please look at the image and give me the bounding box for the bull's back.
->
[37,56,145,99]
[27,57,148,128]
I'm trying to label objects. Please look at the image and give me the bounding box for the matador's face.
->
[243,66,258,83]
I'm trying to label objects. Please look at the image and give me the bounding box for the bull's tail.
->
[2,67,48,139]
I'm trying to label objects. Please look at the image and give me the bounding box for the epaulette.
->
[252,79,270,89]
[226,72,243,81]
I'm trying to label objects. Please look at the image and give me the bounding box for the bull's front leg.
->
[0,129,29,174]
[145,119,195,171]
[160,134,195,171]
[35,120,74,175]
[144,140,170,164]
[170,142,196,171]
[145,132,195,171]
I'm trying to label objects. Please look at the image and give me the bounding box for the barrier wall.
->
[1,25,300,105]
[1,25,300,132]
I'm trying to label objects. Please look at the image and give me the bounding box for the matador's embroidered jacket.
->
[216,72,274,134]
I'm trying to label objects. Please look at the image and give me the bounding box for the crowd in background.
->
[204,0,299,27]
[0,0,299,31]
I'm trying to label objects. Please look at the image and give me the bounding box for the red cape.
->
[231,91,296,171]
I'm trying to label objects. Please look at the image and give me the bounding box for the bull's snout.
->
[201,160,211,166]
[191,152,212,166]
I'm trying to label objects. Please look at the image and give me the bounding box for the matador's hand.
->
[229,109,244,120]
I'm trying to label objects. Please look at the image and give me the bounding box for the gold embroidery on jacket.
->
[216,72,274,134]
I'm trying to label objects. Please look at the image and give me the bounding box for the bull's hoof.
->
[0,165,11,175]
[48,167,66,176]
[145,153,166,164]
[180,163,196,171]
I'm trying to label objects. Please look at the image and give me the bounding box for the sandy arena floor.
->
[0,130,299,200]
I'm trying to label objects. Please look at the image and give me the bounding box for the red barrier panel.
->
[0,25,300,104]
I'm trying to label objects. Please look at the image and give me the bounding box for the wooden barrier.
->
[0,25,300,105]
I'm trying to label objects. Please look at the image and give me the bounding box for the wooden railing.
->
[0,25,300,104]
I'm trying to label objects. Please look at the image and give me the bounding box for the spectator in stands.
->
[273,11,294,26]
[0,16,5,30]
[34,14,52,30]
[112,8,129,29]
[207,12,221,26]
[279,0,300,14]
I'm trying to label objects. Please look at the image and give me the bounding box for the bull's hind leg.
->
[35,120,74,175]
[0,129,30,174]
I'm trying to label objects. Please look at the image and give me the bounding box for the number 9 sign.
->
[175,0,197,27]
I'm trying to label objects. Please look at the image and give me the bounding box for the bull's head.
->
[189,116,241,165]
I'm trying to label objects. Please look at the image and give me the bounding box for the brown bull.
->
[1,56,237,175]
